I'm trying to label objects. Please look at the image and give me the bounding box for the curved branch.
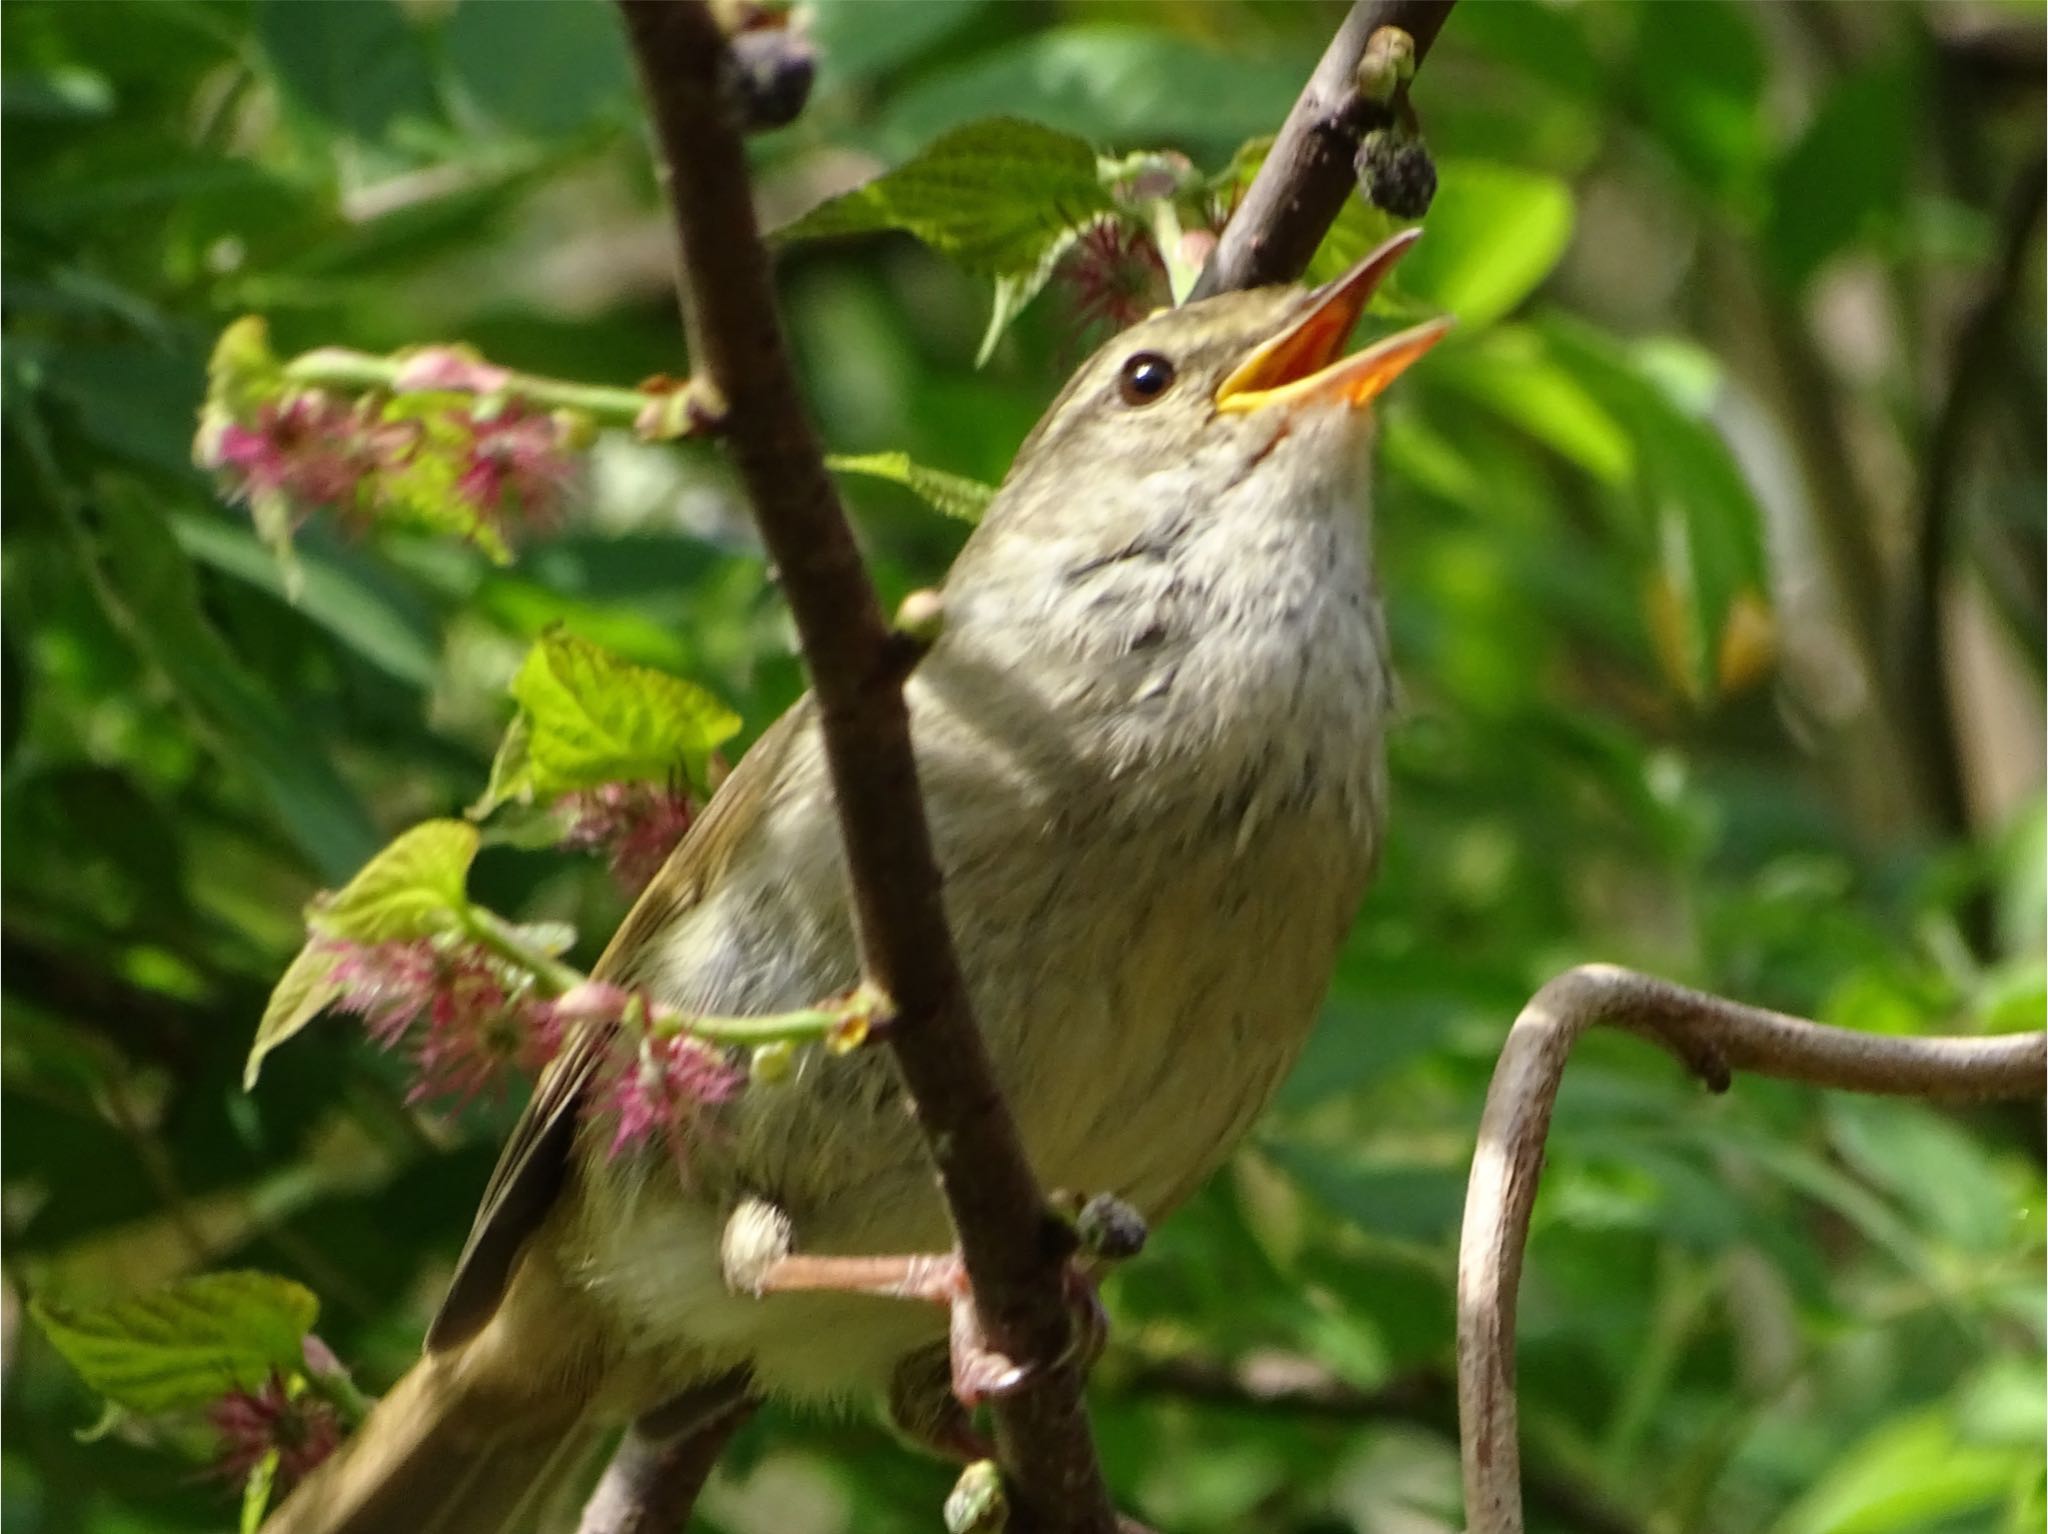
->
[1457,963,2048,1534]
[612,4,1117,1530]
[1190,0,1456,299]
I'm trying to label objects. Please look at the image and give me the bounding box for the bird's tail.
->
[261,1250,612,1534]
[259,1345,601,1534]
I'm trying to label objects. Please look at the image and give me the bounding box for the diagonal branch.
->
[612,3,1117,1529]
[1190,0,1457,299]
[1457,963,2048,1534]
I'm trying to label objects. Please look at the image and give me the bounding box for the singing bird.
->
[266,232,1449,1533]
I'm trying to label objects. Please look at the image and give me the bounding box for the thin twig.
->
[575,1404,755,1534]
[1457,963,2047,1534]
[1189,0,1456,299]
[612,3,1118,1529]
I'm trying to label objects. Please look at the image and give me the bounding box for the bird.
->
[263,230,1449,1534]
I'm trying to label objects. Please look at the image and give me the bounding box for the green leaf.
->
[74,480,379,883]
[1534,319,1771,704]
[1430,325,1634,485]
[307,819,478,945]
[1632,0,1766,201]
[1774,1407,2026,1534]
[1262,1140,1464,1244]
[243,940,347,1090]
[487,627,740,809]
[1398,161,1574,328]
[31,1272,319,1416]
[240,1452,281,1534]
[1826,1097,2022,1253]
[826,452,996,522]
[441,0,633,139]
[1765,58,1914,290]
[777,117,1113,276]
[875,26,1307,159]
[256,0,437,141]
[170,513,440,690]
[807,0,996,86]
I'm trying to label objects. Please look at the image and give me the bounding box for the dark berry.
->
[729,28,815,132]
[1355,128,1438,221]
[1076,1193,1148,1261]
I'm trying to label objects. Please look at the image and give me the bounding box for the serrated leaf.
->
[777,117,1113,276]
[243,939,346,1090]
[506,627,740,803]
[31,1272,318,1415]
[306,819,477,945]
[826,453,995,522]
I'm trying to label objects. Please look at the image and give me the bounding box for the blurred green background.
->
[4,1,2044,1531]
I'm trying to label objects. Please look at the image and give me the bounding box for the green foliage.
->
[5,2,2042,1532]
[779,117,1113,277]
[30,1273,318,1416]
[483,627,740,811]
[308,820,479,947]
[826,453,996,523]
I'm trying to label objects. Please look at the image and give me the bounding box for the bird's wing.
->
[425,702,812,1351]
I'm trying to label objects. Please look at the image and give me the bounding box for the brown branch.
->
[1456,963,2048,1534]
[575,1404,755,1534]
[611,3,1117,1530]
[1189,0,1457,299]
[1895,154,2045,858]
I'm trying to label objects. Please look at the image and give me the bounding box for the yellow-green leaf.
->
[504,627,740,804]
[31,1272,318,1416]
[826,452,996,523]
[776,117,1113,277]
[306,819,478,945]
[243,939,346,1090]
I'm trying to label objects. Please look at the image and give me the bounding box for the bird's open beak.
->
[1213,229,1453,415]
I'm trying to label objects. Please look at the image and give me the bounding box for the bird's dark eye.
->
[1117,352,1176,406]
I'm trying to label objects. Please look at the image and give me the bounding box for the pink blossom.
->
[207,392,399,518]
[558,781,696,894]
[324,938,559,1108]
[208,1370,341,1491]
[454,404,574,534]
[597,1031,743,1160]
[1058,217,1169,339]
[391,346,513,395]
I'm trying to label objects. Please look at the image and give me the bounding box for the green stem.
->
[647,1004,850,1047]
[461,907,586,995]
[462,906,876,1049]
[281,348,687,436]
[301,1364,374,1429]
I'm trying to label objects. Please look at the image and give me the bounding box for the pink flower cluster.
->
[209,392,396,526]
[598,1032,745,1159]
[201,381,573,550]
[208,1370,341,1491]
[319,947,741,1160]
[548,981,744,1159]
[558,781,697,895]
[1058,217,1170,338]
[324,937,562,1108]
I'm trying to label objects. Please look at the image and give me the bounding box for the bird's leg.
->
[720,1194,1142,1408]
